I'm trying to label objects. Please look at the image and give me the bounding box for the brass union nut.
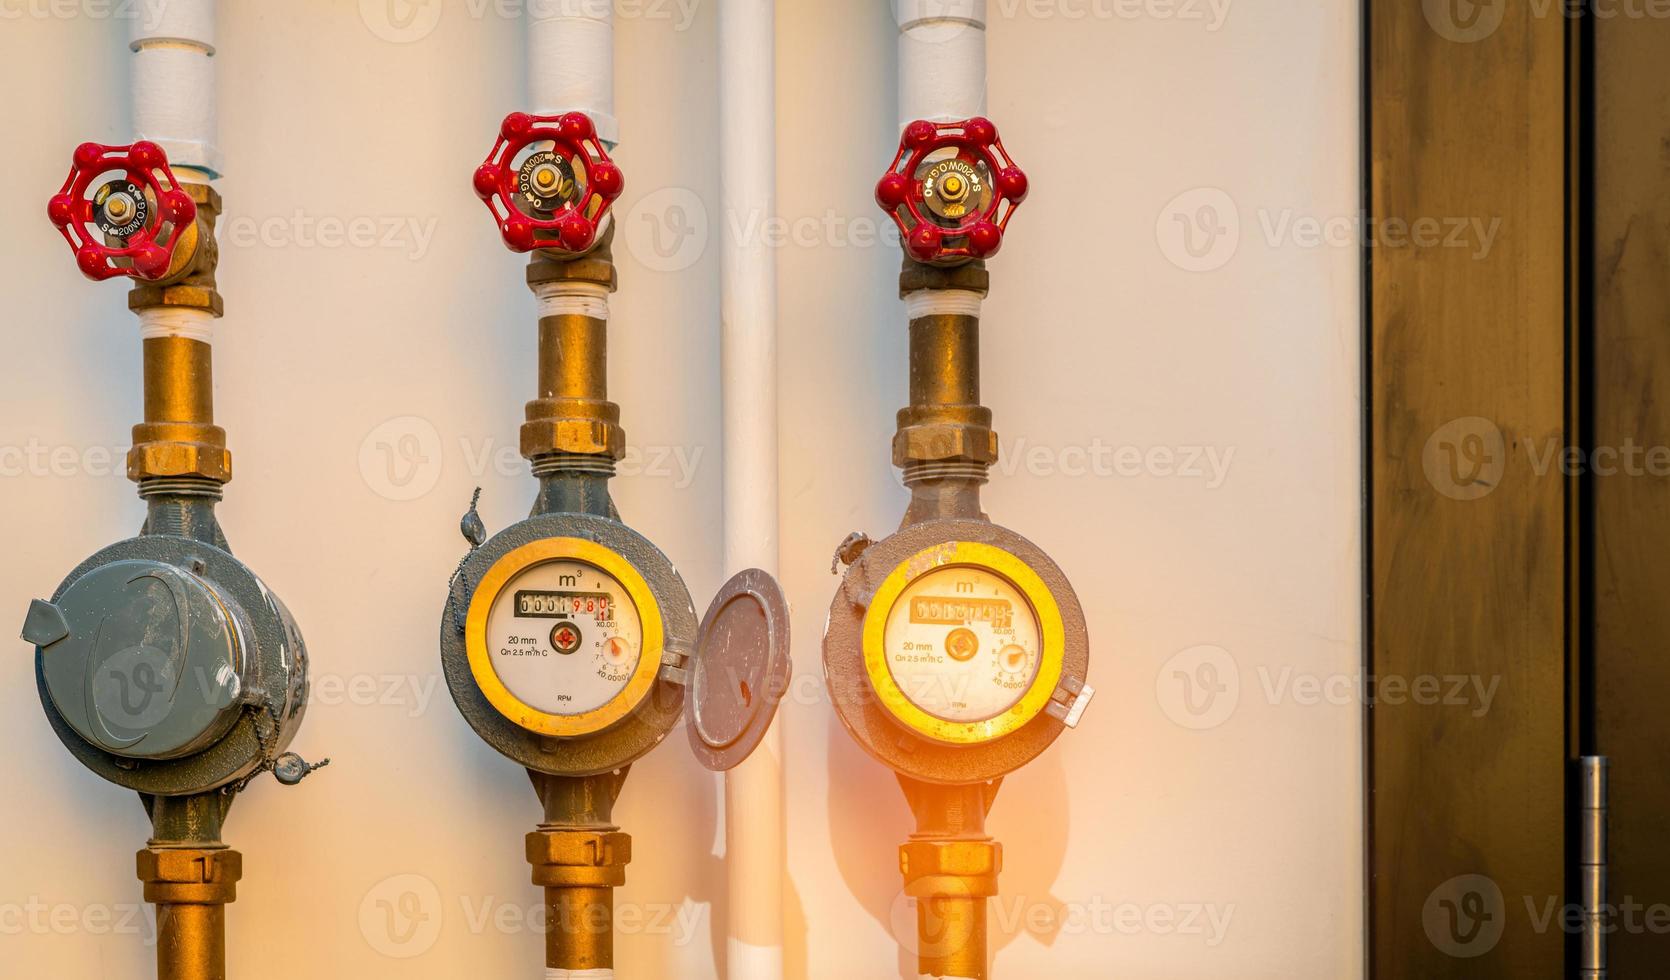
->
[899,840,1002,897]
[128,282,225,318]
[899,256,990,298]
[137,848,242,905]
[892,422,1000,467]
[521,417,627,460]
[526,830,631,889]
[526,830,632,869]
[527,224,619,292]
[127,441,233,484]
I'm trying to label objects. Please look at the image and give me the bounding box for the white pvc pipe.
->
[896,0,987,129]
[129,0,220,180]
[527,0,619,145]
[718,2,783,978]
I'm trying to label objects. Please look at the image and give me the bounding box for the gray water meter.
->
[25,530,312,796]
[441,508,791,778]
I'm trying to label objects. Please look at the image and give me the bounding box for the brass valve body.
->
[129,183,224,317]
[522,234,626,461]
[138,846,241,980]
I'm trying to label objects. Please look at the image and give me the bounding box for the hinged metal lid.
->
[32,559,244,761]
[687,568,791,772]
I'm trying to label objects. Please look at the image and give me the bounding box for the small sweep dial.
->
[881,564,1042,723]
[482,558,643,716]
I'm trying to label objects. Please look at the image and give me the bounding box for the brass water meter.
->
[444,110,792,974]
[828,117,1094,980]
[26,140,323,980]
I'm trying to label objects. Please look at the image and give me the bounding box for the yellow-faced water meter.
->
[866,542,1066,743]
[443,110,793,975]
[827,116,1095,980]
[828,524,1090,786]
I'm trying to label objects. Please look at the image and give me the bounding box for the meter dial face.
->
[881,565,1042,723]
[483,559,644,717]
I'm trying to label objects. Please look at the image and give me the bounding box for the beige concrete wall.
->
[0,1,1361,976]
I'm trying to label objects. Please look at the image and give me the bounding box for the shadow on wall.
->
[824,712,1074,978]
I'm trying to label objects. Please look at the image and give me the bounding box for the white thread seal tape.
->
[546,970,614,979]
[138,307,215,343]
[903,288,984,320]
[533,280,611,321]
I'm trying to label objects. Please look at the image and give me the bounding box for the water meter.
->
[442,110,792,975]
[826,117,1094,980]
[828,524,1090,786]
[25,138,323,980]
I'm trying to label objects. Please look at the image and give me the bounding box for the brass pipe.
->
[138,848,240,980]
[528,770,630,972]
[898,778,1002,980]
[143,336,215,426]
[539,313,608,401]
[544,884,615,970]
[521,244,625,462]
[914,891,990,979]
[156,901,228,980]
[129,334,230,485]
[893,308,998,491]
[126,182,231,486]
[908,314,981,409]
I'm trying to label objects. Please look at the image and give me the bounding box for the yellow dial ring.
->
[465,537,664,738]
[861,541,1065,745]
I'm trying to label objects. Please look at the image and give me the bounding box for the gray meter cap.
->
[25,559,244,761]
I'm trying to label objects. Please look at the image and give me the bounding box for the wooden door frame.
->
[1364,1,1584,976]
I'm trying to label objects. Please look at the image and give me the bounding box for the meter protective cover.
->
[26,534,310,796]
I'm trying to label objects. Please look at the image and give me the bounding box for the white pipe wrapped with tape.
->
[528,0,619,145]
[896,0,987,129]
[719,1,784,978]
[129,0,220,180]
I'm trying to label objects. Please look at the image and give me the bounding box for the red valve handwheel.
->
[473,111,625,254]
[875,117,1028,266]
[47,141,198,282]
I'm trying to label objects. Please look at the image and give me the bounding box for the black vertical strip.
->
[1575,0,1597,762]
[1564,5,1595,977]
[1359,1,1376,977]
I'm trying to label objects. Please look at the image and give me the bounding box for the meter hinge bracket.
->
[1044,674,1094,728]
[658,638,693,686]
